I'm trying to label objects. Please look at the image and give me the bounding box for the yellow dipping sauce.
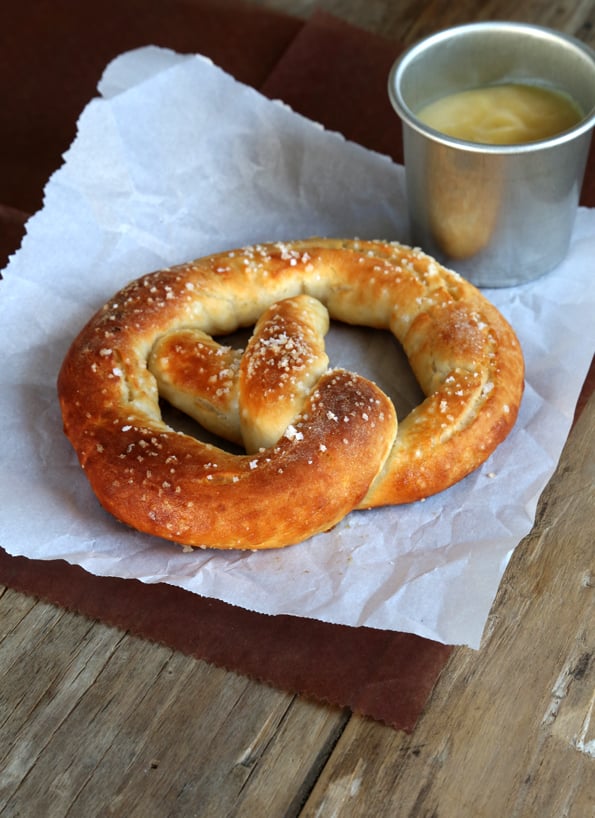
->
[416,83,583,145]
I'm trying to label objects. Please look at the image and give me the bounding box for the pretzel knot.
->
[58,238,524,550]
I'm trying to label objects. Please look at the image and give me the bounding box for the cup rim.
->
[388,21,595,155]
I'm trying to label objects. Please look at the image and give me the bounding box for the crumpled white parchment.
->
[1,46,594,648]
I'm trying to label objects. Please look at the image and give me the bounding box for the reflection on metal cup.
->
[424,144,503,261]
[388,23,595,287]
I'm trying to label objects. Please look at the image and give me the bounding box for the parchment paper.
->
[1,47,593,648]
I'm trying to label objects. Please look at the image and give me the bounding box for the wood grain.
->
[253,0,595,47]
[1,1,594,816]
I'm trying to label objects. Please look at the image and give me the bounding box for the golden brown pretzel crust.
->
[57,238,524,550]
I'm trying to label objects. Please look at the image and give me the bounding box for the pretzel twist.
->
[58,238,524,550]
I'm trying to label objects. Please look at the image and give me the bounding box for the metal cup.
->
[388,22,595,287]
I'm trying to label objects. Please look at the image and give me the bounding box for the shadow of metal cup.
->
[388,23,595,287]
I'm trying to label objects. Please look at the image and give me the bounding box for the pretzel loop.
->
[58,238,524,550]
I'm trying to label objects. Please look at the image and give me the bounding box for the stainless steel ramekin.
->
[388,22,595,287]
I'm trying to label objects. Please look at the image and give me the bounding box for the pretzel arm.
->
[238,294,330,453]
[149,329,243,446]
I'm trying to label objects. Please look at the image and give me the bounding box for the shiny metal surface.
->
[388,23,595,287]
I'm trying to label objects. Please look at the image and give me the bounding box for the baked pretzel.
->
[57,238,524,550]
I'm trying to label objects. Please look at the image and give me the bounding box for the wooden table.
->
[2,2,594,815]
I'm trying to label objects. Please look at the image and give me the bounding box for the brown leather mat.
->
[0,547,452,731]
[1,0,592,730]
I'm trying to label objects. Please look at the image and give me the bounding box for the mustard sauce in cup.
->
[416,83,582,145]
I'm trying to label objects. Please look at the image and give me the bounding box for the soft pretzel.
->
[57,238,524,550]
